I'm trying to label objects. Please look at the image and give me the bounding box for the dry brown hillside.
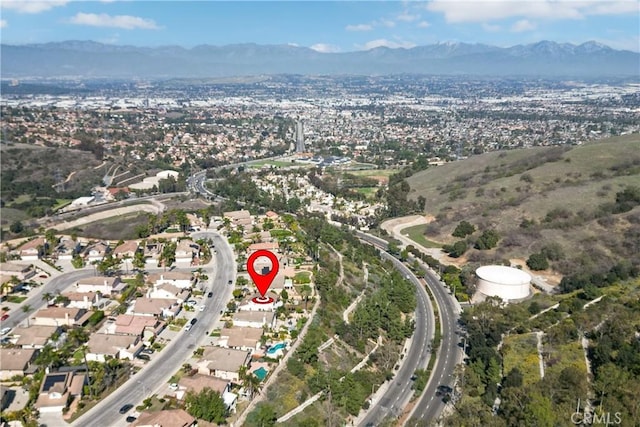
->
[406,134,640,276]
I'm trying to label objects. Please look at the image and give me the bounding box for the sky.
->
[1,0,639,52]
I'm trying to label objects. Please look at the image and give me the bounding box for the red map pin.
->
[247,250,280,302]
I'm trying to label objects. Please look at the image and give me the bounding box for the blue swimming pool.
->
[253,367,268,381]
[266,342,286,354]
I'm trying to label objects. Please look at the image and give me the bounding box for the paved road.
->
[356,233,435,426]
[72,231,235,427]
[408,259,461,423]
[4,269,95,329]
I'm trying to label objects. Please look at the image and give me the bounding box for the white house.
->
[86,334,142,362]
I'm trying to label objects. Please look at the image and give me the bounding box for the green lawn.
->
[401,224,443,248]
[6,295,27,303]
[354,187,378,198]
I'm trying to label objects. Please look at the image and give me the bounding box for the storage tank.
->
[476,265,531,301]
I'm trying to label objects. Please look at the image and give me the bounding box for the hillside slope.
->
[406,134,640,275]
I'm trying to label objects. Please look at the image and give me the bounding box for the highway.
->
[72,231,235,427]
[355,232,461,426]
[408,259,461,423]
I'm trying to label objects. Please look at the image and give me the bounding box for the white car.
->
[1,327,11,336]
[199,305,205,312]
[169,383,179,391]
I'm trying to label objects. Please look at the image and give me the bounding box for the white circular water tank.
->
[476,265,531,301]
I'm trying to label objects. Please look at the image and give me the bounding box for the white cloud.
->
[425,1,638,23]
[69,12,160,30]
[346,23,373,31]
[358,38,417,50]
[417,20,431,28]
[310,43,341,53]
[397,12,420,22]
[482,22,502,32]
[0,19,6,28]
[378,18,396,28]
[511,19,536,32]
[1,1,68,14]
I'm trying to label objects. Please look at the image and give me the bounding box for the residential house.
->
[86,334,142,362]
[148,283,190,303]
[247,241,280,255]
[174,239,199,266]
[17,237,46,261]
[83,241,110,263]
[55,237,81,261]
[104,314,165,344]
[147,272,193,289]
[219,327,263,353]
[75,276,124,295]
[10,325,59,349]
[62,292,98,310]
[237,291,280,312]
[175,374,230,401]
[132,409,195,427]
[223,209,253,228]
[232,310,276,329]
[0,262,36,282]
[143,242,163,267]
[32,307,90,327]
[0,348,38,380]
[131,298,180,318]
[196,347,251,382]
[112,240,138,259]
[34,371,84,413]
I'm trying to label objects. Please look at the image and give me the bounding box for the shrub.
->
[527,253,549,271]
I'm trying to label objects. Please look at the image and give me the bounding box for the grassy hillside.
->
[406,134,640,276]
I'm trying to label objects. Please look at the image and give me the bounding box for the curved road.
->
[72,231,235,427]
[355,232,461,426]
[409,259,461,423]
[6,269,96,329]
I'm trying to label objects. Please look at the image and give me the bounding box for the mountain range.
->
[2,40,638,79]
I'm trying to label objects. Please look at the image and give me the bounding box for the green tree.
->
[526,253,549,271]
[246,403,277,427]
[474,229,500,250]
[9,220,24,234]
[452,221,476,238]
[184,387,227,424]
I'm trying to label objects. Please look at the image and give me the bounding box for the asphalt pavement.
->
[71,231,235,427]
[356,233,435,426]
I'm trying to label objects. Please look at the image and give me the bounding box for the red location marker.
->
[247,250,280,300]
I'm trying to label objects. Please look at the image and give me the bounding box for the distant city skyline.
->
[1,1,639,52]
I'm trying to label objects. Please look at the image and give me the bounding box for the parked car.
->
[141,347,154,355]
[169,383,179,391]
[184,324,192,332]
[1,314,9,321]
[137,354,150,361]
[207,292,213,298]
[1,327,11,335]
[125,415,137,423]
[199,305,205,312]
[190,318,198,325]
[119,404,133,414]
